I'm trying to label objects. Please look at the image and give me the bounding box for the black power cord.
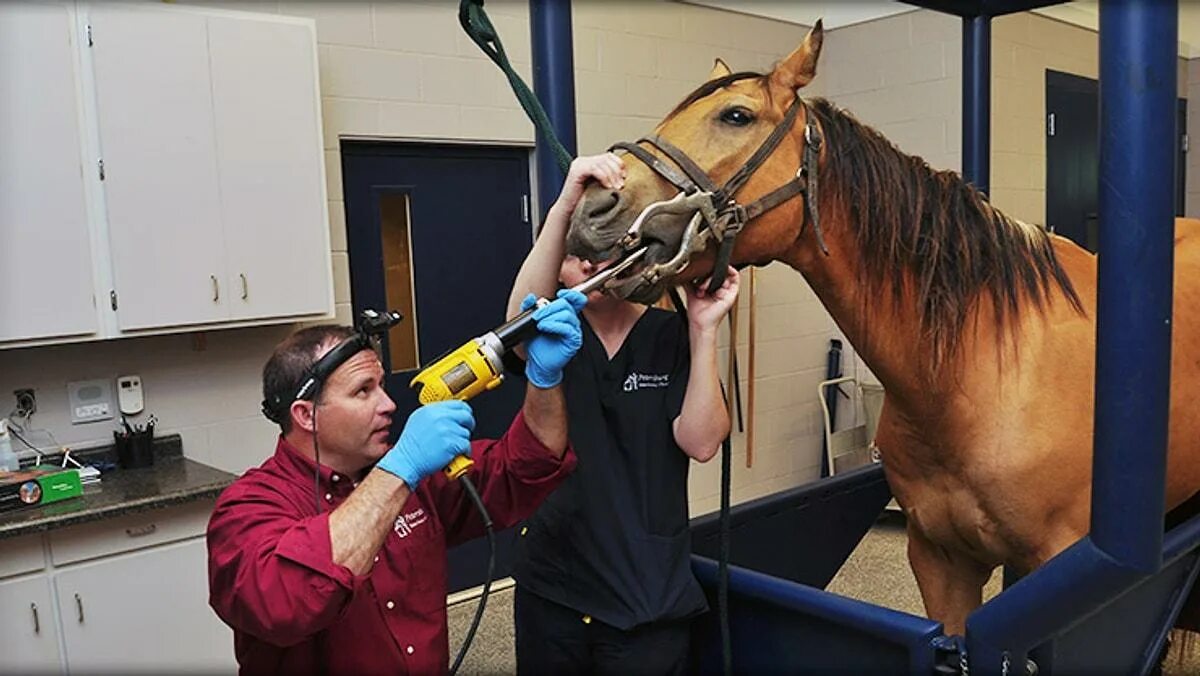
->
[450,476,495,676]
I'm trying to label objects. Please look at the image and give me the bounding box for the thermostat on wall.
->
[68,379,115,424]
[117,375,144,415]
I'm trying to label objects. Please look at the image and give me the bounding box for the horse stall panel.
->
[690,465,892,589]
[689,557,942,674]
[1032,550,1200,675]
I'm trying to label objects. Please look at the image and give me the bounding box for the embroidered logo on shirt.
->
[623,372,670,392]
[393,507,428,539]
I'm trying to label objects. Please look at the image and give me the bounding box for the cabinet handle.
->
[211,275,220,302]
[125,523,157,538]
[240,273,248,300]
[75,593,84,623]
[31,603,39,634]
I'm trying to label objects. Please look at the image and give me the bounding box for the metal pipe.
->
[1092,0,1176,572]
[530,0,578,224]
[962,14,990,195]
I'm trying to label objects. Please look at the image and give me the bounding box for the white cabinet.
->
[54,537,236,674]
[0,2,332,347]
[0,2,97,342]
[209,15,331,322]
[91,5,331,332]
[0,574,63,673]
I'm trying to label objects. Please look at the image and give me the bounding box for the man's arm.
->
[673,269,740,462]
[507,154,625,319]
[328,470,410,575]
[521,381,568,457]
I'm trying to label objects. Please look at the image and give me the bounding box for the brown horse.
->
[564,22,1200,636]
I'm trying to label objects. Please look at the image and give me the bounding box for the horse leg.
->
[907,521,993,635]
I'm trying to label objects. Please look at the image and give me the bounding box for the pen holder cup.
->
[115,432,155,470]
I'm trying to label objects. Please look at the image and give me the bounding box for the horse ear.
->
[770,19,824,91]
[709,57,732,80]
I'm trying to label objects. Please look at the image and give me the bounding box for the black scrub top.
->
[512,307,709,630]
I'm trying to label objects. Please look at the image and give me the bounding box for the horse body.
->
[566,23,1200,636]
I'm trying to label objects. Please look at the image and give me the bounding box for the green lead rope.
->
[458,0,574,173]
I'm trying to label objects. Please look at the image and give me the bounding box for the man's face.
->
[560,254,612,305]
[313,348,397,468]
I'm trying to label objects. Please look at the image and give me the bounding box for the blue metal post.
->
[962,14,990,195]
[1092,0,1176,572]
[530,0,578,224]
[965,3,1177,673]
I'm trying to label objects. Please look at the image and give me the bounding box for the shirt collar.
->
[273,436,366,497]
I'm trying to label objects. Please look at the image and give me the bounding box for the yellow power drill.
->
[412,247,648,479]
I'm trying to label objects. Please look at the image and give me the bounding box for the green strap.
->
[458,0,574,173]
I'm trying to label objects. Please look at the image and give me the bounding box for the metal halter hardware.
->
[609,95,827,295]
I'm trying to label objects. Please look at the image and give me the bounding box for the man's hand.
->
[377,401,475,488]
[553,153,625,217]
[685,267,740,332]
[522,289,587,388]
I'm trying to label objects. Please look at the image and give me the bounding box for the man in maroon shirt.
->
[207,292,585,675]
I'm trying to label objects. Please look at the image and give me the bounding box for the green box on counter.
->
[0,466,83,512]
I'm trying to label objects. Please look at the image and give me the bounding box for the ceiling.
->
[683,1,1200,58]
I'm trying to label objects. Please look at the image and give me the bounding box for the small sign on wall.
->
[68,379,115,424]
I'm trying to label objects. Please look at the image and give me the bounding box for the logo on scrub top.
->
[623,372,669,392]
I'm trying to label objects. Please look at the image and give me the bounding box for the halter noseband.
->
[609,96,828,295]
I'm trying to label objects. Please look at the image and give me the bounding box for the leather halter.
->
[609,96,828,294]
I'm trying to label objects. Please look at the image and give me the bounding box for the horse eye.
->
[719,107,755,127]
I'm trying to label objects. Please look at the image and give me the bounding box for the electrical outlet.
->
[13,388,36,418]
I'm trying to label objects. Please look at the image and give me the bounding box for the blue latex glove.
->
[521,289,587,388]
[377,401,475,488]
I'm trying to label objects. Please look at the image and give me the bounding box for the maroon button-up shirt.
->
[207,411,574,675]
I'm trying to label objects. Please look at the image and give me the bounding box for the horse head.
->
[566,22,826,303]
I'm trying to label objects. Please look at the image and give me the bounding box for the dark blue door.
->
[342,142,532,591]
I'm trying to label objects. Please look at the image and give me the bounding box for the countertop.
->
[0,434,236,539]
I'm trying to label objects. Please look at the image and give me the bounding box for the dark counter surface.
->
[0,435,237,539]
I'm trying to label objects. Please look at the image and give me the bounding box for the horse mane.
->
[806,97,1084,368]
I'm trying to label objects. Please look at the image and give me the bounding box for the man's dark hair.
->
[262,325,356,434]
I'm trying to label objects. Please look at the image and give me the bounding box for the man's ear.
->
[768,19,824,92]
[291,400,316,434]
[708,57,732,80]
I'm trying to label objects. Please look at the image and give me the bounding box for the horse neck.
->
[779,202,944,410]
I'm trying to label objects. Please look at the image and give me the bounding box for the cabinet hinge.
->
[86,23,93,47]
[1047,112,1056,138]
[97,159,105,181]
[109,290,118,311]
[521,194,531,223]
[1183,134,1190,153]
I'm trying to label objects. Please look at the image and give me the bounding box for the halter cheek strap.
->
[610,96,829,295]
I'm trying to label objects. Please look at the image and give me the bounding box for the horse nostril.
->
[586,190,621,220]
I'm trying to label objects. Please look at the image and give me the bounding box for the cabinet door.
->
[0,575,62,672]
[90,5,227,330]
[208,16,331,321]
[55,537,236,673]
[0,2,97,342]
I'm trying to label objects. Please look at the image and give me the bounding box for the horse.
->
[563,21,1200,637]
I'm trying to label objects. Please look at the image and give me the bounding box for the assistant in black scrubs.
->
[506,153,739,675]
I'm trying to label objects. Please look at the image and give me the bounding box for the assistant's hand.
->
[521,289,587,388]
[685,267,740,332]
[553,153,625,218]
[377,401,475,488]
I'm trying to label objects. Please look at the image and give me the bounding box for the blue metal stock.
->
[962,14,991,195]
[529,0,578,222]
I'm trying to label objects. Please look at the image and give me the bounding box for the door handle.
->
[31,602,39,634]
[75,593,84,623]
[211,275,220,302]
[240,273,248,300]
